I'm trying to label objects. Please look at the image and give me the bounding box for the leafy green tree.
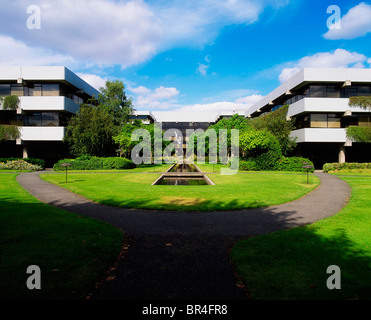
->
[0,125,20,141]
[249,105,296,156]
[113,120,143,158]
[208,114,249,157]
[348,96,371,110]
[64,104,119,157]
[346,127,371,143]
[1,96,20,110]
[97,80,133,126]
[0,96,21,141]
[239,128,282,170]
[346,96,371,143]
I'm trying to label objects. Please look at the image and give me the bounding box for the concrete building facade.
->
[245,68,371,167]
[0,66,99,166]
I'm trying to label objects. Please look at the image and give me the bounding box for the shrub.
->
[323,162,371,173]
[53,157,103,171]
[239,160,258,171]
[102,157,136,170]
[0,160,42,171]
[0,157,45,169]
[53,157,135,171]
[240,128,282,170]
[274,157,315,172]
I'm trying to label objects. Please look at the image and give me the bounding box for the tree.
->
[249,105,296,156]
[207,114,249,158]
[97,80,133,126]
[1,95,20,110]
[348,96,371,110]
[346,96,371,143]
[113,120,143,158]
[64,104,119,157]
[239,128,282,170]
[0,96,21,141]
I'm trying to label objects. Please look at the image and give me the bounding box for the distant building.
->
[0,66,99,165]
[245,68,371,167]
[130,110,156,124]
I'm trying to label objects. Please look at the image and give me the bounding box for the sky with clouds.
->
[1,0,371,118]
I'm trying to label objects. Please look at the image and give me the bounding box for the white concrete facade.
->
[246,68,371,165]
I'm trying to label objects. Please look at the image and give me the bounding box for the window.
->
[358,86,371,96]
[10,84,24,96]
[42,112,59,126]
[309,86,327,98]
[310,114,327,127]
[327,113,341,128]
[0,84,10,96]
[326,86,340,98]
[310,113,341,128]
[28,112,42,126]
[42,84,59,96]
[359,116,371,128]
[29,84,42,96]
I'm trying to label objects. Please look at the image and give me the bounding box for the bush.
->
[274,157,315,172]
[53,157,136,171]
[239,160,258,171]
[102,157,136,170]
[240,128,282,170]
[0,160,42,171]
[0,157,45,169]
[323,162,371,173]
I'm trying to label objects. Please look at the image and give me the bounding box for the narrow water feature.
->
[152,163,214,186]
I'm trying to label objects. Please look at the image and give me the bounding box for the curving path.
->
[16,171,351,300]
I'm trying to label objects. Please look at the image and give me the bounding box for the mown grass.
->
[40,171,319,211]
[231,173,371,300]
[0,174,123,300]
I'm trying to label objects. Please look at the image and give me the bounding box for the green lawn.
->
[40,171,319,211]
[0,173,123,300]
[231,173,371,300]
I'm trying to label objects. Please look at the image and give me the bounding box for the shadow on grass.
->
[231,225,371,300]
[0,197,123,300]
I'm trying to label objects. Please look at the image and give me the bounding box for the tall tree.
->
[346,96,371,143]
[97,80,133,126]
[64,104,119,157]
[249,105,296,156]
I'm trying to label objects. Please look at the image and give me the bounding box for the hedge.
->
[239,156,314,172]
[53,157,136,171]
[274,157,315,172]
[323,162,371,173]
[0,157,45,169]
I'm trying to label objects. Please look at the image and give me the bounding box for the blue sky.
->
[1,0,371,116]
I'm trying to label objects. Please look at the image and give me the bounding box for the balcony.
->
[287,98,368,118]
[20,127,66,141]
[290,128,347,143]
[19,96,80,113]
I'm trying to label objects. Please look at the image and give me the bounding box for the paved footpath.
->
[16,171,351,300]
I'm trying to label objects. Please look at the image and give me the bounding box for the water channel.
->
[153,163,212,185]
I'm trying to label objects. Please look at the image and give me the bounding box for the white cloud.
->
[176,94,263,114]
[76,73,107,91]
[323,2,371,40]
[197,63,209,76]
[0,0,289,68]
[130,85,180,109]
[0,35,76,67]
[278,49,370,82]
[0,0,163,68]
